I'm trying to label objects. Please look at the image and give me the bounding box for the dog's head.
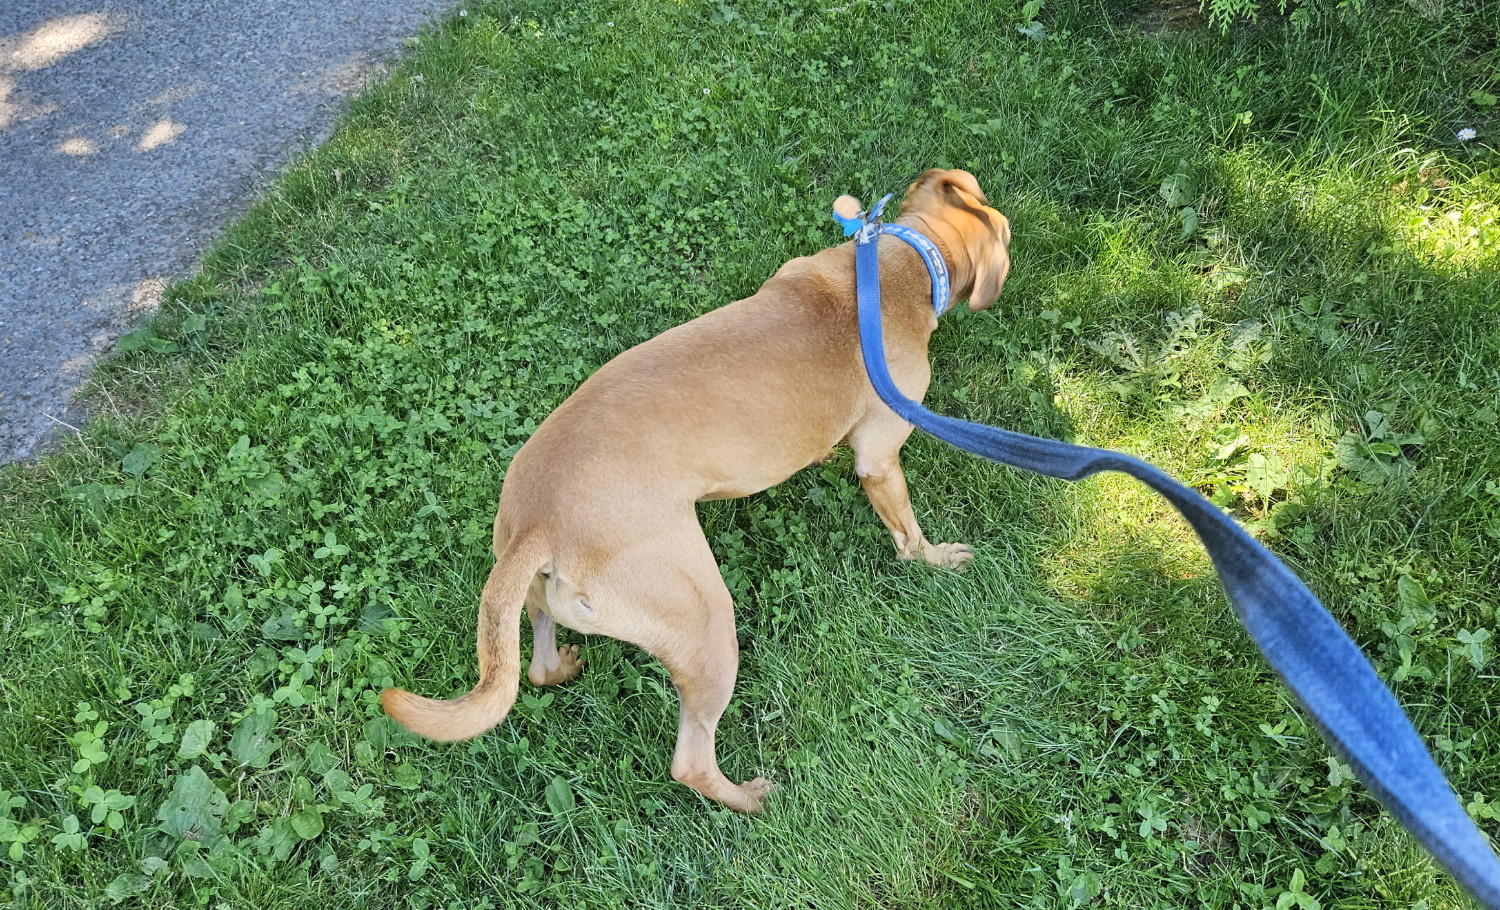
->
[901,169,1012,311]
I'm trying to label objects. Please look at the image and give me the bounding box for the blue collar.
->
[834,193,951,317]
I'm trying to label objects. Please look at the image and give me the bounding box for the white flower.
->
[703,87,710,95]
[459,8,467,15]
[606,21,614,26]
[1458,128,1477,141]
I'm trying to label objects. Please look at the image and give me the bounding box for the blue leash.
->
[841,198,1500,906]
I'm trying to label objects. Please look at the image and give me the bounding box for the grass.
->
[2,0,1499,906]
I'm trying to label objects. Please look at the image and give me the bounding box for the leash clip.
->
[838,191,949,317]
[832,193,892,245]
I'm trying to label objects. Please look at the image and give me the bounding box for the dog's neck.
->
[900,212,974,315]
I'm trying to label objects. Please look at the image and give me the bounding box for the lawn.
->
[2,0,1499,906]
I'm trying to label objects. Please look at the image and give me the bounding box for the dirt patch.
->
[1124,0,1209,36]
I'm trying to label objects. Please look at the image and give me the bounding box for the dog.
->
[382,169,1012,813]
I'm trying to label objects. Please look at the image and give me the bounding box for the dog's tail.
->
[381,535,547,741]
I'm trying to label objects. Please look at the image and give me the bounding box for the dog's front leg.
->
[851,425,974,569]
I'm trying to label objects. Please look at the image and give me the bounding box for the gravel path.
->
[1,0,449,464]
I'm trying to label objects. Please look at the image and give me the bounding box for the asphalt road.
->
[1,0,448,464]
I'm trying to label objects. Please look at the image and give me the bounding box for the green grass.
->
[3,0,1500,906]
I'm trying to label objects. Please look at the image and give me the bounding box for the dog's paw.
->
[921,541,975,570]
[738,776,777,814]
[554,643,585,681]
[529,644,585,686]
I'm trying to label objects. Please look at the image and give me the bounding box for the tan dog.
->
[382,169,1012,813]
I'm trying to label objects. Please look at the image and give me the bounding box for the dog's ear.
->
[935,168,987,204]
[931,171,1010,311]
[966,209,1010,311]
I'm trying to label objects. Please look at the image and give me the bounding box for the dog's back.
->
[499,247,869,524]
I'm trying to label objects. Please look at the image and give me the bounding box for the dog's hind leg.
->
[526,579,584,687]
[588,528,774,813]
[660,592,774,814]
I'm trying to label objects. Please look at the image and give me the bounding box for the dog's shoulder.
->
[762,246,854,312]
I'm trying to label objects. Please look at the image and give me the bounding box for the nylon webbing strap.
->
[853,219,1500,908]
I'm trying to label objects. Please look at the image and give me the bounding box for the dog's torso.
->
[496,241,938,551]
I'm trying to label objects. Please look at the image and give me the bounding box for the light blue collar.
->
[834,194,951,317]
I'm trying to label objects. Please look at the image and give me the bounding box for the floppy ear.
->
[966,211,1011,311]
[933,171,1009,311]
[938,168,987,204]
